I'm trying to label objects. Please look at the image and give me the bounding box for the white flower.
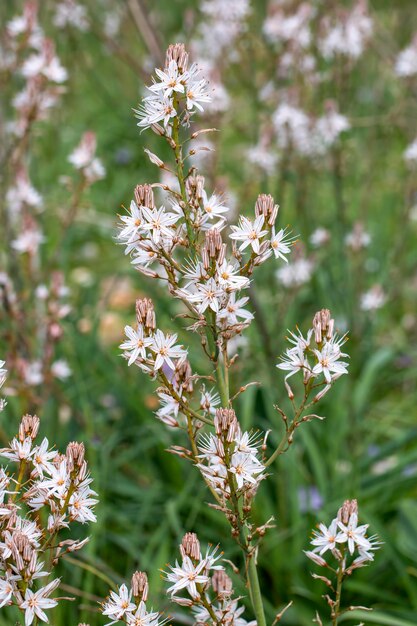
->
[186,278,225,313]
[149,59,185,98]
[200,388,220,414]
[0,573,17,608]
[32,438,57,478]
[218,293,253,325]
[202,191,229,219]
[360,285,386,311]
[120,325,153,366]
[165,555,209,598]
[310,227,330,247]
[216,260,249,290]
[311,519,340,555]
[270,228,293,261]
[126,601,161,626]
[186,67,211,111]
[51,360,71,380]
[229,451,263,489]
[229,215,268,254]
[69,485,98,523]
[395,41,417,77]
[404,138,417,163]
[151,330,187,371]
[0,437,33,462]
[12,229,45,255]
[37,459,70,498]
[277,346,309,380]
[337,512,372,555]
[135,93,177,130]
[276,257,314,287]
[102,584,136,623]
[20,579,60,626]
[312,341,349,383]
[141,206,177,244]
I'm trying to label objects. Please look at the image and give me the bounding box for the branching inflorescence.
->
[107,42,380,626]
[0,364,97,624]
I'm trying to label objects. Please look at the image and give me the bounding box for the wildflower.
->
[151,330,187,371]
[165,555,209,598]
[337,512,372,555]
[230,215,268,254]
[311,519,341,555]
[312,340,349,383]
[102,584,136,622]
[120,325,153,366]
[229,451,264,489]
[141,206,177,244]
[216,260,249,290]
[20,579,60,625]
[270,228,293,261]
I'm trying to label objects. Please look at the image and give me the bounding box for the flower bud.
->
[136,298,156,333]
[337,499,358,524]
[212,570,233,598]
[134,184,155,209]
[131,571,149,602]
[214,408,239,442]
[19,414,40,441]
[180,532,201,560]
[255,194,279,226]
[312,309,334,344]
[165,43,188,72]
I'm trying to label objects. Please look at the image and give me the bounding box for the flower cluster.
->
[197,409,265,497]
[164,532,254,626]
[134,43,211,132]
[0,414,97,624]
[305,500,380,622]
[277,309,349,398]
[102,570,166,626]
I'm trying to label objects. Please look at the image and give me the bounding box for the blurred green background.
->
[2,0,417,624]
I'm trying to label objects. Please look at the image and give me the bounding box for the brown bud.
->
[136,298,156,332]
[19,414,40,441]
[134,184,155,209]
[165,43,188,72]
[131,571,149,602]
[212,570,233,598]
[254,194,279,226]
[214,408,239,442]
[174,360,194,394]
[337,499,358,525]
[66,442,85,471]
[180,532,201,560]
[185,173,205,206]
[201,229,226,269]
[312,309,334,344]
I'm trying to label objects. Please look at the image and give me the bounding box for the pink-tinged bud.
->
[131,571,149,602]
[180,532,201,560]
[312,309,334,344]
[255,194,279,226]
[165,43,188,72]
[201,229,226,269]
[337,499,358,524]
[304,550,327,567]
[212,570,233,597]
[214,408,239,441]
[134,184,155,209]
[19,414,40,441]
[135,298,156,332]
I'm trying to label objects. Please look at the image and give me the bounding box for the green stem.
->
[247,552,267,626]
[332,548,345,626]
[214,349,267,626]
